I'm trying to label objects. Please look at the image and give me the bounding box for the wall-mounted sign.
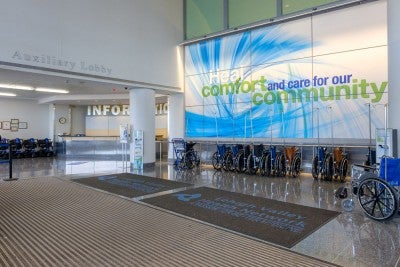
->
[119,124,130,144]
[184,2,387,139]
[87,105,129,116]
[155,103,168,116]
[87,103,168,116]
[11,51,112,75]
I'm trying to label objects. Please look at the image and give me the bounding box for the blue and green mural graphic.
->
[184,4,387,139]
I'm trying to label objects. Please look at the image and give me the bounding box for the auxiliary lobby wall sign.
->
[11,51,112,75]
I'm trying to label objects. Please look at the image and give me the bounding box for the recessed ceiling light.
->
[35,87,69,94]
[0,92,17,97]
[0,83,34,90]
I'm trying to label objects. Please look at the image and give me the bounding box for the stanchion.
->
[2,143,18,181]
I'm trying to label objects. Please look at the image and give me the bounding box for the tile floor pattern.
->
[1,156,400,267]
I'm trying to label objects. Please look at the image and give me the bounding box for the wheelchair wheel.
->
[276,154,286,177]
[291,155,301,178]
[247,154,257,175]
[312,156,319,179]
[223,152,234,171]
[339,158,348,183]
[212,152,222,170]
[259,154,267,176]
[357,177,397,221]
[187,151,197,169]
[264,154,272,177]
[236,151,246,173]
[324,155,334,181]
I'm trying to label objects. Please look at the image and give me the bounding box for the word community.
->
[201,73,387,105]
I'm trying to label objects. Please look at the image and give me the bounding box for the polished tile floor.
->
[1,156,400,267]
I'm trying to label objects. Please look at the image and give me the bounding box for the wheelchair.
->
[246,144,264,175]
[312,146,334,181]
[222,144,242,172]
[332,147,348,182]
[236,144,251,173]
[0,138,9,159]
[263,145,286,177]
[212,144,228,171]
[22,138,37,157]
[284,146,302,178]
[172,138,200,170]
[37,138,54,157]
[345,158,400,221]
[9,138,24,158]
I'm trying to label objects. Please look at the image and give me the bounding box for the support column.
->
[168,93,185,160]
[388,0,400,152]
[129,88,156,167]
[48,104,55,141]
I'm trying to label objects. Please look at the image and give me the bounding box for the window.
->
[282,0,338,15]
[185,0,224,39]
[228,0,277,29]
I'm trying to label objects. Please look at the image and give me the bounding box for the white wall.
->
[70,106,86,135]
[388,0,400,153]
[0,99,50,139]
[54,105,71,136]
[0,0,184,89]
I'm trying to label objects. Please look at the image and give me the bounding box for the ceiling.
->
[0,68,169,105]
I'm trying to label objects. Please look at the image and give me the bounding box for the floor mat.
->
[73,173,191,198]
[142,186,341,248]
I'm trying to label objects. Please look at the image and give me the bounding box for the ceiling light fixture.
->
[35,87,69,94]
[0,92,17,97]
[0,83,34,90]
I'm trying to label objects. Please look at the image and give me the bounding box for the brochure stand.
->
[120,124,130,171]
[133,130,144,171]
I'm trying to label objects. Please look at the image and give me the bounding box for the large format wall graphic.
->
[184,1,387,140]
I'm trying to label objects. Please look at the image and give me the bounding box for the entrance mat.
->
[73,173,192,198]
[142,187,340,248]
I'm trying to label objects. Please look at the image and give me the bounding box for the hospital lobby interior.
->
[1,0,400,266]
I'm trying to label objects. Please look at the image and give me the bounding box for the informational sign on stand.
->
[133,130,143,170]
[376,128,398,163]
[119,124,130,170]
[119,124,129,144]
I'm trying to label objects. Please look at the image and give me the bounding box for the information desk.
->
[56,136,168,160]
[57,136,127,159]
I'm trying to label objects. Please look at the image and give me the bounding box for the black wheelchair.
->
[9,138,24,158]
[263,145,286,177]
[37,138,54,157]
[172,138,200,170]
[345,157,400,221]
[247,144,264,175]
[22,138,37,157]
[312,146,334,181]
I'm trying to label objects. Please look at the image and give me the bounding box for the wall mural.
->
[184,1,387,140]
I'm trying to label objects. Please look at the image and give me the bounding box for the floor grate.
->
[0,177,339,267]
